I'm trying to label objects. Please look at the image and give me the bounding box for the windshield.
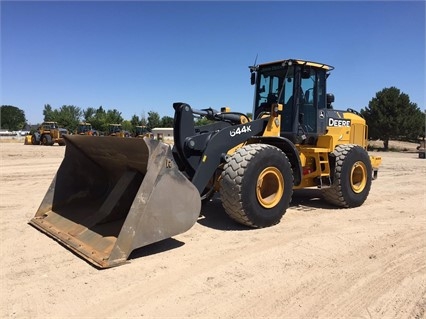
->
[77,124,92,133]
[254,65,295,118]
[110,125,122,133]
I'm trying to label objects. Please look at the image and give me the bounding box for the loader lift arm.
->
[172,102,269,194]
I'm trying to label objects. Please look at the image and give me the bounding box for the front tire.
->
[322,144,372,207]
[220,144,293,228]
[31,134,40,145]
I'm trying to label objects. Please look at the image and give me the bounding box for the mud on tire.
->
[322,144,372,208]
[220,144,293,228]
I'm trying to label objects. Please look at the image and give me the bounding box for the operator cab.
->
[252,59,334,145]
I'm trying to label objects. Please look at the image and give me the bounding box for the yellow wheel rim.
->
[350,161,367,193]
[256,167,284,208]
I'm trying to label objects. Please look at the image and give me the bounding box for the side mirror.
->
[250,72,256,85]
[327,93,335,108]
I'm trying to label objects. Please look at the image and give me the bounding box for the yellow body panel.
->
[262,103,283,137]
[293,109,378,188]
[24,135,32,145]
[370,155,382,169]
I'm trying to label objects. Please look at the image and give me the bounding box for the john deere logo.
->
[328,118,351,127]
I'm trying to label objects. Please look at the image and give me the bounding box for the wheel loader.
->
[31,121,68,146]
[76,122,99,136]
[134,125,150,138]
[29,59,381,268]
[107,123,130,137]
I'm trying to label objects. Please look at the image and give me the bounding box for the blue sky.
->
[1,1,425,125]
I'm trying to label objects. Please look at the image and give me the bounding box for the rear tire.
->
[322,144,372,207]
[41,134,52,146]
[220,144,293,228]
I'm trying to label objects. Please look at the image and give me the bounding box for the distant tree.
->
[105,109,123,125]
[83,107,97,122]
[42,104,81,132]
[246,112,253,120]
[84,106,106,132]
[94,106,107,132]
[82,106,124,133]
[129,114,140,135]
[43,104,55,122]
[130,114,140,127]
[161,116,174,128]
[194,117,213,126]
[361,87,423,150]
[56,105,82,132]
[0,105,26,130]
[121,120,133,132]
[147,111,161,130]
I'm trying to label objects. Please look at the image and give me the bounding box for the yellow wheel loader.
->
[76,122,99,136]
[31,121,68,146]
[108,124,130,137]
[134,125,150,138]
[29,59,381,268]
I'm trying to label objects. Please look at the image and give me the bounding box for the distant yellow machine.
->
[76,122,99,136]
[30,59,381,268]
[134,125,150,138]
[30,121,68,146]
[24,135,32,145]
[107,124,130,137]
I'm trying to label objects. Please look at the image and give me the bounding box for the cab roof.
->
[257,59,334,71]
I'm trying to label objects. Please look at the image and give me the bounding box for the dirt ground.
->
[0,140,425,318]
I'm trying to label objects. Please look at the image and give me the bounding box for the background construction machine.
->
[31,121,68,146]
[107,123,130,137]
[30,59,381,268]
[134,125,150,138]
[76,122,99,136]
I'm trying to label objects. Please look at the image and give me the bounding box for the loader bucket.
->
[24,135,32,145]
[29,135,201,268]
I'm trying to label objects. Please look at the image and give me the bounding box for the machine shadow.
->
[198,194,249,231]
[198,189,338,231]
[128,238,185,260]
[125,190,338,263]
[290,189,338,210]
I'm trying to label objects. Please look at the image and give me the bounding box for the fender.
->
[247,136,302,186]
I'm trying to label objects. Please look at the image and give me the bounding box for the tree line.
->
[42,104,176,134]
[1,87,425,149]
[0,104,175,135]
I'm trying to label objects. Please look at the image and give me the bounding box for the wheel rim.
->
[350,161,367,193]
[256,167,284,208]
